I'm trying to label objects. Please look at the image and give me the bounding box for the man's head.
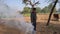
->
[32,8,36,11]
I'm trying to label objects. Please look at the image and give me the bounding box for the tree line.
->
[21,3,56,14]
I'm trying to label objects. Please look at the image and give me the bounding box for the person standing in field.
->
[31,8,37,32]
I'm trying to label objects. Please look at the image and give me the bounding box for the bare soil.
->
[24,14,60,34]
[0,14,60,34]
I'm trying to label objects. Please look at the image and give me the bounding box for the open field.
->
[0,14,60,34]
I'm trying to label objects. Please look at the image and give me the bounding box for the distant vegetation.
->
[19,3,57,16]
[21,3,56,14]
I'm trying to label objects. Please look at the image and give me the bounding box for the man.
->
[31,8,37,32]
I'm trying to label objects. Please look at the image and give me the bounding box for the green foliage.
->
[36,7,41,13]
[23,13,30,16]
[22,7,31,14]
[48,3,56,13]
[41,7,50,13]
[48,3,53,9]
[22,7,42,14]
[41,3,56,13]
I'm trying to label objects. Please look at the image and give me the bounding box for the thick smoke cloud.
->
[0,0,34,34]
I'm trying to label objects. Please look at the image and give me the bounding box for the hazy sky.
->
[3,0,60,11]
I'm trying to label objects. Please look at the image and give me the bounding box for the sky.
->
[2,0,60,11]
[0,0,60,18]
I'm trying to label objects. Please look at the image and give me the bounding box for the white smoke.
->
[4,18,34,34]
[0,0,34,34]
[3,13,34,34]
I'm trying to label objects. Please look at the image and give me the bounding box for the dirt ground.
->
[0,14,60,34]
[24,14,60,34]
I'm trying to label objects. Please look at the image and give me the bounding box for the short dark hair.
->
[32,8,36,10]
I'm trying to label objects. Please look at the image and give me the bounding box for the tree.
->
[22,7,31,14]
[23,0,40,8]
[36,7,41,13]
[40,2,56,14]
[22,7,42,13]
[48,3,56,13]
[41,6,49,13]
[48,3,53,9]
[46,0,58,26]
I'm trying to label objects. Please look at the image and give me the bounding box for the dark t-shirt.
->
[31,11,37,21]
